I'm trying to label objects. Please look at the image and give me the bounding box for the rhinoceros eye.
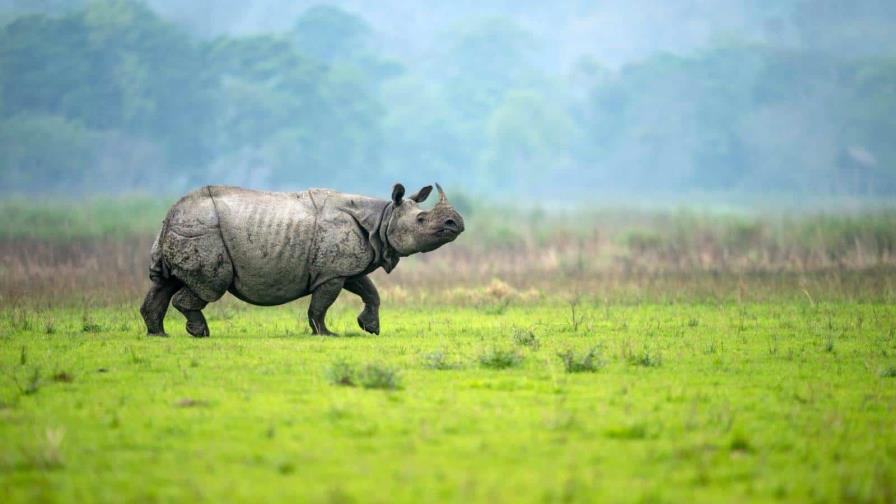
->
[416,213,426,223]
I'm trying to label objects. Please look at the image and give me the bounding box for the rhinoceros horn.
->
[435,183,449,205]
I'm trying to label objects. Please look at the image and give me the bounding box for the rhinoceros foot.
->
[357,308,380,335]
[310,320,338,337]
[186,320,210,338]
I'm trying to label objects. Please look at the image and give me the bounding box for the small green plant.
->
[51,371,74,383]
[10,311,33,331]
[605,422,648,440]
[25,368,42,394]
[127,346,142,364]
[327,360,356,386]
[483,298,511,315]
[423,350,459,370]
[479,347,523,369]
[81,315,102,333]
[174,398,208,408]
[729,432,753,453]
[768,335,779,355]
[327,360,402,389]
[627,349,663,368]
[880,366,896,378]
[358,363,401,390]
[29,428,65,470]
[13,367,41,395]
[558,346,604,373]
[823,335,835,353]
[568,296,585,332]
[512,328,540,350]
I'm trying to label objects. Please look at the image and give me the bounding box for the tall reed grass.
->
[1,199,894,306]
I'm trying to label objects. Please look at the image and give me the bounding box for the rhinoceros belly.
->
[209,188,314,305]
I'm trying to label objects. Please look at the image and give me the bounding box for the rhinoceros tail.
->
[148,214,172,282]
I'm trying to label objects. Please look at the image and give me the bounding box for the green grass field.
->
[2,300,895,503]
[2,200,895,502]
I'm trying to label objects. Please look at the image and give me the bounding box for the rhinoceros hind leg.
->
[308,278,345,336]
[140,278,183,336]
[344,276,380,335]
[172,287,210,337]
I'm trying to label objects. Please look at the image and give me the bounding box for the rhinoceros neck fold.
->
[377,202,400,273]
[340,197,400,274]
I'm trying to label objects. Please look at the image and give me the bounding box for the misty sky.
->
[0,0,860,67]
[148,0,790,68]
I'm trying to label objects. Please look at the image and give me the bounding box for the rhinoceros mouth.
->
[435,228,460,240]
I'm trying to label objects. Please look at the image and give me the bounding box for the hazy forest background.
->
[1,0,895,202]
[1,0,896,307]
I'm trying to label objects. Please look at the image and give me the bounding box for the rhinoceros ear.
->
[408,185,432,203]
[391,183,405,206]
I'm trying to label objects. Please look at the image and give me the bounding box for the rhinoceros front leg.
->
[308,278,345,336]
[344,275,380,335]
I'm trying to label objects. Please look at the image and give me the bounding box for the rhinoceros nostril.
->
[444,219,457,230]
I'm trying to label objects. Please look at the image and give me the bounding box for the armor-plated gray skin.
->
[139,183,464,337]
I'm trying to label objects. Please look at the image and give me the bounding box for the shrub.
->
[484,279,515,301]
[558,346,604,373]
[729,432,753,453]
[479,347,523,369]
[15,367,41,395]
[627,349,663,368]
[359,363,401,390]
[327,360,356,386]
[605,422,647,440]
[51,371,74,383]
[512,328,540,350]
[328,361,402,389]
[423,350,459,370]
[81,315,102,333]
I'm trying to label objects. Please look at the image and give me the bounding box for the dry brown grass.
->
[3,199,895,305]
[2,230,895,307]
[0,237,151,306]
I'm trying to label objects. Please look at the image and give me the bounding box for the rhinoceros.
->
[139,183,464,337]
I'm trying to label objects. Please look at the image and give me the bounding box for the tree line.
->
[1,0,894,197]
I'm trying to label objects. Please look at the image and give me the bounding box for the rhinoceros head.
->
[387,182,464,255]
